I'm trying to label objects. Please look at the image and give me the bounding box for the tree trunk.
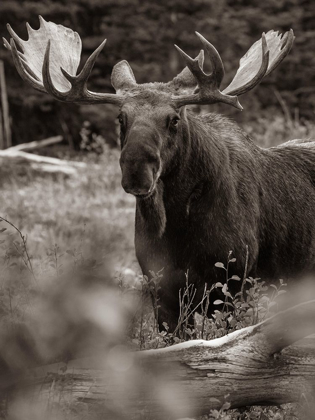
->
[0,60,11,148]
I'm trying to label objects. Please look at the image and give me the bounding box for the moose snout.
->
[120,150,160,197]
[121,165,156,196]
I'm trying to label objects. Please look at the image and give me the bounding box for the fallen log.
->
[0,147,86,175]
[27,300,315,420]
[0,135,87,174]
[0,149,85,167]
[6,135,63,151]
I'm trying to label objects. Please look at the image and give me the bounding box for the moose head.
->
[3,16,294,198]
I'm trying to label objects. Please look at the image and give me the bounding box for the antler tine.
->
[173,33,242,110]
[42,40,66,98]
[174,33,224,89]
[61,39,107,84]
[2,37,11,50]
[10,39,46,93]
[195,32,225,87]
[3,36,28,65]
[265,28,294,76]
[6,23,25,52]
[174,45,202,80]
[43,40,122,105]
[223,33,270,96]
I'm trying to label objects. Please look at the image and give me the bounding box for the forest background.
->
[0,0,314,148]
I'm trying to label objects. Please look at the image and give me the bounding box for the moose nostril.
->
[122,182,153,196]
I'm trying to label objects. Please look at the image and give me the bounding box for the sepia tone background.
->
[0,1,315,419]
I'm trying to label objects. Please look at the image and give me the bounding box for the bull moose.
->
[4,17,315,331]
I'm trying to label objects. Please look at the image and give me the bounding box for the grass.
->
[0,113,314,419]
[0,146,137,275]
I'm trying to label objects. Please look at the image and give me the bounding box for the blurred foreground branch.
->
[24,300,315,419]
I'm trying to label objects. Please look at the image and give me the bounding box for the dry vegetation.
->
[0,115,314,420]
[0,144,137,274]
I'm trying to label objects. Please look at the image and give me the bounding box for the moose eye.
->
[118,114,124,125]
[170,116,180,129]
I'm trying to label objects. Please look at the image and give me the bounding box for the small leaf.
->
[162,322,169,331]
[229,258,236,263]
[210,409,220,418]
[214,262,226,269]
[213,299,224,305]
[215,282,223,287]
[230,275,241,281]
[209,397,221,404]
[229,318,237,328]
[222,402,231,410]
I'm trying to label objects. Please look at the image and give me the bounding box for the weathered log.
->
[0,147,86,175]
[0,149,85,167]
[0,136,87,174]
[27,300,315,420]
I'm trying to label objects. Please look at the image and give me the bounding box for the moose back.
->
[5,18,315,330]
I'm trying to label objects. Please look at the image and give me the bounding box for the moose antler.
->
[223,29,295,96]
[3,16,124,105]
[4,17,294,111]
[172,32,243,110]
[172,29,294,109]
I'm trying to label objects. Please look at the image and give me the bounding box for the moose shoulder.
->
[5,18,315,330]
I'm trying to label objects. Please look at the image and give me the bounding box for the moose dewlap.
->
[4,17,315,331]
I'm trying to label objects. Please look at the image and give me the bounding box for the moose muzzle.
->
[120,146,161,198]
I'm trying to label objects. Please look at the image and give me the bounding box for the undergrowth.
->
[0,216,300,420]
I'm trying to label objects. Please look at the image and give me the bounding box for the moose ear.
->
[111,60,137,92]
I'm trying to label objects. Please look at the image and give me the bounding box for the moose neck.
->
[136,111,243,238]
[181,112,226,181]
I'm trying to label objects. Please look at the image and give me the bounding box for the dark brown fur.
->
[119,91,315,331]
